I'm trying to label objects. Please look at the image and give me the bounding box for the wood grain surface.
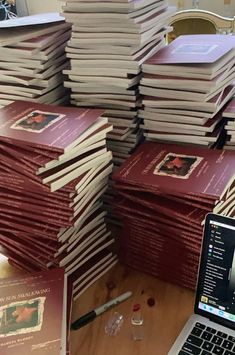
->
[70,263,195,355]
[0,257,195,355]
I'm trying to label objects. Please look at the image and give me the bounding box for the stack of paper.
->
[62,0,176,165]
[139,34,235,148]
[112,142,235,289]
[223,97,235,150]
[0,101,118,301]
[0,13,71,108]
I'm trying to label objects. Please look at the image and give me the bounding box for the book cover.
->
[0,13,65,29]
[113,142,235,199]
[144,34,235,65]
[0,101,104,152]
[0,22,70,47]
[223,97,235,118]
[0,268,66,355]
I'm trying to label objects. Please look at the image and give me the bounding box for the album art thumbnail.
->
[154,153,203,179]
[11,110,65,133]
[0,297,46,337]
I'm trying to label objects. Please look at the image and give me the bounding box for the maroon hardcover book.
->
[0,268,67,355]
[144,34,235,65]
[0,234,52,268]
[114,197,203,235]
[116,189,205,226]
[127,217,202,246]
[0,101,104,152]
[223,97,235,118]
[113,142,235,199]
[114,183,215,211]
[0,212,60,238]
[121,253,197,289]
[0,187,72,213]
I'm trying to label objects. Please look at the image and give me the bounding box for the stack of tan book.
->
[0,13,71,108]
[139,34,235,148]
[112,142,235,289]
[223,97,235,150]
[0,101,118,301]
[62,0,176,165]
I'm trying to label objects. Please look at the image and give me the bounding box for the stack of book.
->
[223,97,235,150]
[112,142,235,289]
[139,34,235,148]
[0,13,71,108]
[62,0,176,165]
[0,101,118,302]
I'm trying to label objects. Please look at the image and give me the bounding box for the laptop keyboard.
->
[178,322,235,355]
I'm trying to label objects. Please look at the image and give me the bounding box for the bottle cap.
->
[132,304,141,312]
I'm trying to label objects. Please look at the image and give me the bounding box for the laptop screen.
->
[195,213,235,330]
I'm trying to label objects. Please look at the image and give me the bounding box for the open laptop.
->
[168,213,235,355]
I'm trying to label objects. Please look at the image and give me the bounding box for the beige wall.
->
[26,0,62,14]
[169,0,235,16]
[25,0,235,17]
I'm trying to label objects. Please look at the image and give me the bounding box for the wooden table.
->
[0,256,195,355]
[71,263,195,355]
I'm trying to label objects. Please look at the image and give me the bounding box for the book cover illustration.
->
[11,111,65,134]
[0,101,104,152]
[172,43,218,56]
[144,34,235,64]
[0,268,65,354]
[0,297,45,337]
[113,142,235,198]
[154,153,203,179]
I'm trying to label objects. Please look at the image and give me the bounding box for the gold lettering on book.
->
[17,288,50,299]
[143,151,166,175]
[0,288,50,303]
[216,151,225,164]
[0,340,17,347]
[203,174,216,194]
[122,152,143,179]
[196,161,208,177]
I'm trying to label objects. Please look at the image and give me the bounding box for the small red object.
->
[132,304,141,312]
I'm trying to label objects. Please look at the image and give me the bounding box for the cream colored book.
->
[0,22,70,47]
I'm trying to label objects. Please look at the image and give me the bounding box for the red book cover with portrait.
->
[0,268,67,355]
[0,101,104,153]
[112,142,235,199]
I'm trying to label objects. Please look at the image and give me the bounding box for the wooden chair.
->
[167,9,235,43]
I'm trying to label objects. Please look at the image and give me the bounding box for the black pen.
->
[71,291,132,330]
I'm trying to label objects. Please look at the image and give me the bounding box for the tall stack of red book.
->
[62,0,176,165]
[112,142,235,289]
[0,101,118,302]
[139,34,235,148]
[0,13,71,108]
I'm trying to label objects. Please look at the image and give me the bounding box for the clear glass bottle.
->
[105,312,124,336]
[131,304,144,341]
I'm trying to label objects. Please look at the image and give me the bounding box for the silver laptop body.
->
[168,213,235,354]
